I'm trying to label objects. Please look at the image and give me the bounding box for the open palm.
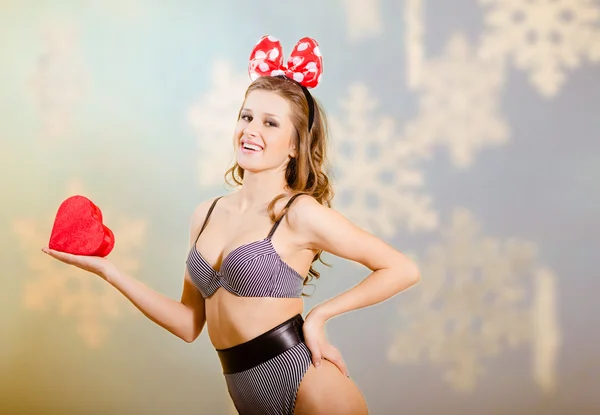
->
[41,247,116,280]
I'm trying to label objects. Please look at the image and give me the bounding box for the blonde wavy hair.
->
[224,76,334,290]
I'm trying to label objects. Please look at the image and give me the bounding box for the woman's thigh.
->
[294,359,369,415]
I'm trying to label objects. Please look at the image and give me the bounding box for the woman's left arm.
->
[293,196,420,320]
[289,196,421,372]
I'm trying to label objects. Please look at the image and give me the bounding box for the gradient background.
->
[1,0,599,414]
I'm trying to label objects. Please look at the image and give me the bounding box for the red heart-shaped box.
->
[49,195,115,257]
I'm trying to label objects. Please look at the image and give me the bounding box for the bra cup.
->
[222,253,280,293]
[186,250,214,297]
[267,259,283,297]
[221,251,276,278]
[187,192,309,298]
[186,240,305,298]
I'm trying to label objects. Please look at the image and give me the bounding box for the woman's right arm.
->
[42,199,215,343]
[106,199,213,343]
[106,266,206,343]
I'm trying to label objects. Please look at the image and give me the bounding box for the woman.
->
[42,35,420,414]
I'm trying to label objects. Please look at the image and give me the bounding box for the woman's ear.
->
[289,136,299,158]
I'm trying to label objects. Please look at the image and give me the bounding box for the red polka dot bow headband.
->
[248,35,324,89]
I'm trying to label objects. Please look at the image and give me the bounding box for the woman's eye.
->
[265,121,278,127]
[241,115,251,121]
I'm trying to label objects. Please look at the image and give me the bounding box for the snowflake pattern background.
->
[342,0,384,41]
[329,83,438,236]
[478,0,600,97]
[387,208,559,392]
[406,34,510,168]
[187,61,250,188]
[1,0,597,413]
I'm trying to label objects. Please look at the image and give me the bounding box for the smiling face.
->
[233,89,297,173]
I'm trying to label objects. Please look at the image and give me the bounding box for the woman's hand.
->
[303,309,349,377]
[41,247,118,281]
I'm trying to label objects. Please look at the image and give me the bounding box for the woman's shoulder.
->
[289,192,320,207]
[285,192,329,226]
[189,195,228,229]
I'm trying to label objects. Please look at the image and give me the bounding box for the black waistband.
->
[216,314,305,374]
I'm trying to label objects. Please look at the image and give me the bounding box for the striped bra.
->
[186,194,306,299]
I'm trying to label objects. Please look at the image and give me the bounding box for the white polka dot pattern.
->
[248,34,324,89]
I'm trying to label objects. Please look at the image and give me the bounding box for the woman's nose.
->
[244,123,260,137]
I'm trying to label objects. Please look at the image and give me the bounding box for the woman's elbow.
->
[182,333,198,343]
[408,261,421,286]
[181,327,203,343]
[181,315,206,343]
[397,256,421,288]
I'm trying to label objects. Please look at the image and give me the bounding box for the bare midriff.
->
[205,290,304,349]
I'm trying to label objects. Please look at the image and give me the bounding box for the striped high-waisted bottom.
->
[217,314,312,415]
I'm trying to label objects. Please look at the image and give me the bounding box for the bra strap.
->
[194,196,223,244]
[266,193,306,240]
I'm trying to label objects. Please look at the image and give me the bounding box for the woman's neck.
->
[233,170,289,212]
